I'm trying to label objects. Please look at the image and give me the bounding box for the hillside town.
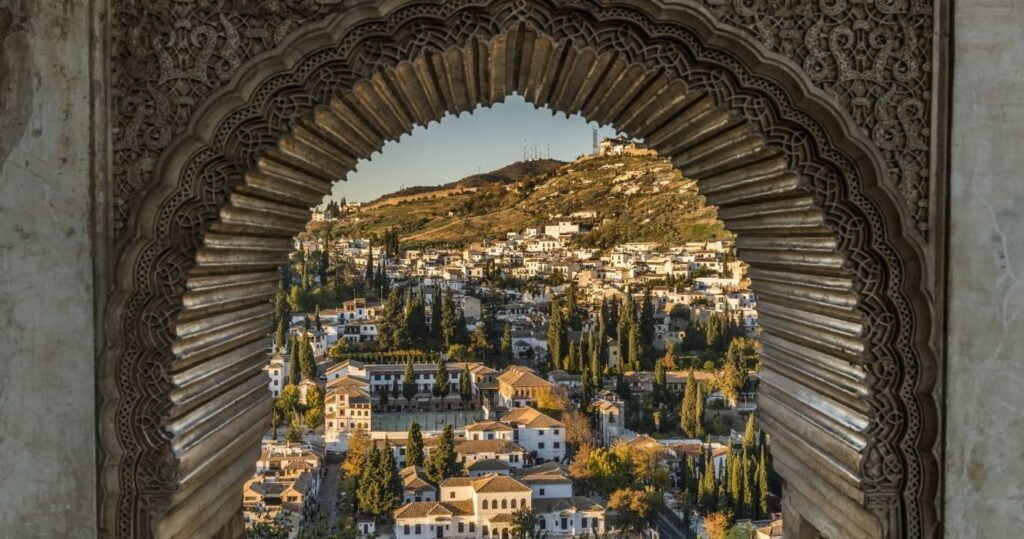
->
[246,147,782,539]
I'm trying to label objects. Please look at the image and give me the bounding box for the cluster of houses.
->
[242,442,323,530]
[283,232,757,373]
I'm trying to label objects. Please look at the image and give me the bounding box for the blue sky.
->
[326,95,620,203]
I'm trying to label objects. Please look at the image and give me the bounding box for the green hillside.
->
[308,154,729,249]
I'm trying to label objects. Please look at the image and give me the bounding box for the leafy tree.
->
[460,363,473,403]
[276,384,300,417]
[716,360,746,404]
[432,353,450,399]
[328,337,350,359]
[304,404,324,430]
[342,427,372,477]
[402,357,417,402]
[584,445,632,497]
[510,506,546,539]
[285,413,303,443]
[469,325,492,363]
[561,410,593,456]
[703,511,733,539]
[424,424,458,483]
[535,386,570,417]
[607,487,660,533]
[447,343,472,363]
[406,421,424,467]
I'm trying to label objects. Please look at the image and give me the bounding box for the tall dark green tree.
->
[742,414,757,452]
[287,336,300,386]
[500,322,513,366]
[378,288,404,351]
[627,324,641,372]
[757,445,770,518]
[680,370,697,436]
[639,287,655,365]
[547,299,567,369]
[299,337,316,381]
[424,424,458,483]
[432,353,450,399]
[406,422,424,467]
[440,288,458,347]
[565,283,582,331]
[459,363,473,402]
[402,357,417,402]
[430,285,443,344]
[364,241,374,286]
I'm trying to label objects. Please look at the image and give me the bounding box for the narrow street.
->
[315,452,343,527]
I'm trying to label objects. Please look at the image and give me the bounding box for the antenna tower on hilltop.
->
[592,127,599,154]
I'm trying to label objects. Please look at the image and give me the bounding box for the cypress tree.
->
[356,445,380,512]
[460,363,473,402]
[379,385,389,405]
[406,422,424,468]
[391,378,400,399]
[402,357,417,402]
[565,283,581,331]
[379,438,401,513]
[680,370,696,436]
[288,337,300,386]
[440,289,458,347]
[741,451,754,519]
[500,322,513,366]
[757,445,770,518]
[424,424,458,483]
[300,337,316,381]
[640,287,655,362]
[314,304,322,331]
[728,446,741,514]
[547,300,564,369]
[455,308,468,344]
[433,353,450,399]
[742,414,757,452]
[430,285,443,344]
[364,241,374,286]
[378,288,404,351]
[693,382,706,438]
[627,324,640,371]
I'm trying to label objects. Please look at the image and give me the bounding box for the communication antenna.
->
[592,127,599,154]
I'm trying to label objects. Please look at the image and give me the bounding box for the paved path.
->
[316,452,343,527]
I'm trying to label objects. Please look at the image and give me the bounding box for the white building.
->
[500,407,566,463]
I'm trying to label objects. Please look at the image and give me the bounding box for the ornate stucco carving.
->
[110,0,936,241]
[100,1,942,537]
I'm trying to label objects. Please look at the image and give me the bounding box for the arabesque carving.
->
[101,1,942,537]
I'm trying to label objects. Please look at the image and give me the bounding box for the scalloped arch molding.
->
[100,1,943,537]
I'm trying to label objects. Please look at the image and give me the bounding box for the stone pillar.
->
[0,0,99,535]
[946,0,1024,536]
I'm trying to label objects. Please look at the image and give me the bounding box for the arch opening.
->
[100,4,939,538]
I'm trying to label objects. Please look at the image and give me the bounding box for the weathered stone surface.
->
[946,1,1024,536]
[0,0,97,535]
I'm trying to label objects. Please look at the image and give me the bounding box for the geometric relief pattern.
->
[102,1,941,538]
[110,0,936,241]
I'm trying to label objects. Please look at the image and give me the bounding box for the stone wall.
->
[0,0,98,535]
[946,0,1024,535]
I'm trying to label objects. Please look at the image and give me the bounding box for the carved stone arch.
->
[100,1,941,537]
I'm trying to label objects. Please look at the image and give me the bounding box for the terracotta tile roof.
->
[455,439,525,455]
[471,473,532,493]
[497,366,553,388]
[511,462,572,484]
[464,420,514,432]
[500,406,564,429]
[466,459,512,472]
[439,477,474,487]
[488,513,515,523]
[393,500,475,519]
[532,496,605,514]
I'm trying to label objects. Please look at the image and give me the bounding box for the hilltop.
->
[309,154,729,249]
